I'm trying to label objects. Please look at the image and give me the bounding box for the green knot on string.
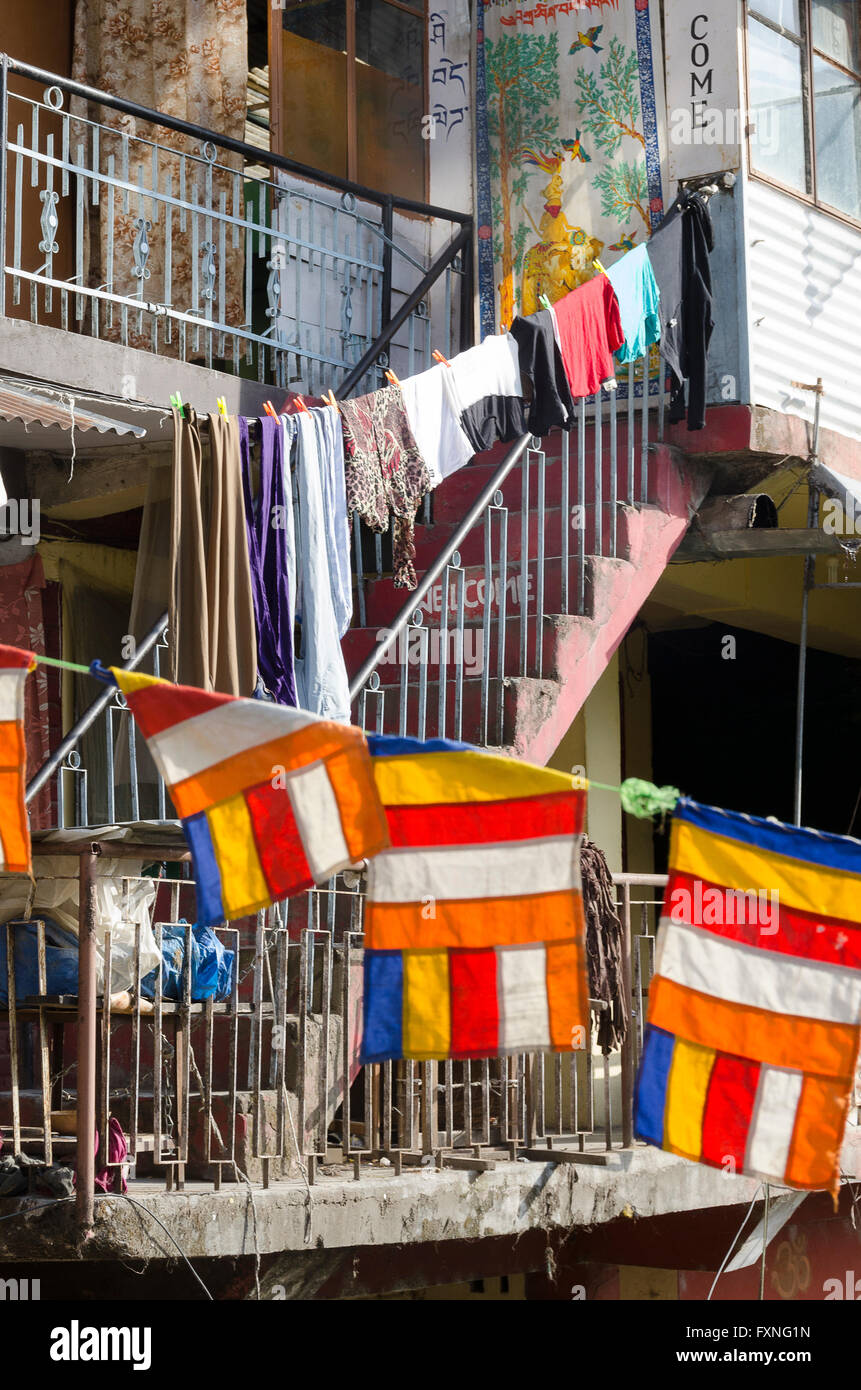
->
[619,778,680,820]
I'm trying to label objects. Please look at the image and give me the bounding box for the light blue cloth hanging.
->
[607,244,661,364]
[312,404,353,637]
[289,411,351,723]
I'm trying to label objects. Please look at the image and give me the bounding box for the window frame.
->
[744,0,861,229]
[268,0,429,202]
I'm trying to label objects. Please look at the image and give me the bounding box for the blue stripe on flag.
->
[361,950,404,1063]
[368,734,476,758]
[675,797,861,876]
[184,811,226,927]
[634,1024,676,1147]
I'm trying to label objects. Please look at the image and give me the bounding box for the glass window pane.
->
[749,0,801,35]
[748,16,809,191]
[814,55,861,217]
[812,0,861,72]
[280,0,348,179]
[356,0,426,200]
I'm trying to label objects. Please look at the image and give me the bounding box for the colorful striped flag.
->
[0,644,36,875]
[360,735,589,1062]
[112,671,390,925]
[635,798,861,1199]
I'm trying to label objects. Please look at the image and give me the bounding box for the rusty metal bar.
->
[76,846,100,1233]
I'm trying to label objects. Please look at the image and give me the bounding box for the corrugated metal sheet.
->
[747,180,861,443]
[0,387,145,439]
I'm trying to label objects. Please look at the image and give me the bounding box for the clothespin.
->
[384,369,401,387]
[216,396,228,418]
[295,395,311,415]
[263,400,278,419]
[432,349,451,367]
[593,259,608,277]
[538,293,552,311]
[325,389,340,413]
[170,391,185,418]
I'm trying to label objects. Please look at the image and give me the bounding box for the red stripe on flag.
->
[0,644,35,670]
[245,779,314,901]
[449,948,500,1057]
[700,1052,761,1172]
[664,870,861,969]
[385,789,583,848]
[124,682,237,740]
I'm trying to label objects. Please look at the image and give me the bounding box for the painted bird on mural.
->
[610,231,638,252]
[569,26,603,54]
[560,131,591,164]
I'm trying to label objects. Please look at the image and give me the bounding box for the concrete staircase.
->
[344,422,712,764]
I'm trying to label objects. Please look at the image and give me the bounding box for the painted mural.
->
[478,0,666,333]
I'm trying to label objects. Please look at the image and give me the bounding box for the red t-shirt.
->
[552,276,624,399]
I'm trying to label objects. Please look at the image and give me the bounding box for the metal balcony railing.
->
[0,55,472,395]
[0,862,670,1230]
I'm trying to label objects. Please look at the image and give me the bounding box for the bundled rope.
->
[580,835,628,1055]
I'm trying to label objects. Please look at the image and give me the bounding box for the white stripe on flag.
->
[745,1065,804,1181]
[0,668,29,723]
[287,760,351,882]
[366,836,581,904]
[148,698,321,785]
[657,919,861,1024]
[498,944,550,1051]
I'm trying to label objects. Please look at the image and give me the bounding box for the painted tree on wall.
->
[574,35,651,231]
[486,31,560,327]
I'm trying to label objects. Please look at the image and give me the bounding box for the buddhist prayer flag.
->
[635,798,861,1200]
[112,671,390,925]
[0,644,36,875]
[360,735,589,1062]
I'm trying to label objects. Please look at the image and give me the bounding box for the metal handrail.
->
[348,434,533,701]
[25,611,169,803]
[0,54,472,226]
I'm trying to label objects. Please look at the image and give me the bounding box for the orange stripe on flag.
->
[322,745,391,864]
[784,1073,856,1198]
[170,724,365,819]
[649,976,859,1080]
[0,722,30,873]
[365,890,582,951]
[545,936,589,1049]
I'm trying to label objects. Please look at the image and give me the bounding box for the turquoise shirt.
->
[607,244,661,364]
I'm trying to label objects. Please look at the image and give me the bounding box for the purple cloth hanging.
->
[239,416,298,706]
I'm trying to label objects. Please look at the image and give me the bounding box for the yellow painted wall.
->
[549,653,623,872]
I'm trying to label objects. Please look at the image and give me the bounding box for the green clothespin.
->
[538,293,552,311]
[170,391,185,418]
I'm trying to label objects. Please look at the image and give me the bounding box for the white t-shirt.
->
[399,363,474,488]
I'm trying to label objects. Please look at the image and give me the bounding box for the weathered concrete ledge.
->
[7,1140,851,1266]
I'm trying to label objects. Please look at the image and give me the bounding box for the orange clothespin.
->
[431,349,451,367]
[262,400,278,419]
[325,389,340,413]
[295,395,311,415]
[384,369,401,387]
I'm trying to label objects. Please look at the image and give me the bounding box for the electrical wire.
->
[706,1184,764,1301]
[111,1193,214,1301]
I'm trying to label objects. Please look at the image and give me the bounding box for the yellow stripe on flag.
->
[208,794,269,919]
[665,1038,715,1160]
[373,751,577,806]
[673,819,861,924]
[403,950,451,1058]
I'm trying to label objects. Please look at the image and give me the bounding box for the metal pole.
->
[792,379,824,826]
[76,846,100,1235]
[759,1183,770,1300]
[0,54,9,321]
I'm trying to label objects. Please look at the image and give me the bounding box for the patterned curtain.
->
[72,0,248,355]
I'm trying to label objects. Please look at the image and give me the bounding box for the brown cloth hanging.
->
[580,835,628,1055]
[340,384,432,590]
[169,407,256,696]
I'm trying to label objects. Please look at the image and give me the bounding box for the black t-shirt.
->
[509,309,577,435]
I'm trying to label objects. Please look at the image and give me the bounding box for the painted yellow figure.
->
[519,157,604,318]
